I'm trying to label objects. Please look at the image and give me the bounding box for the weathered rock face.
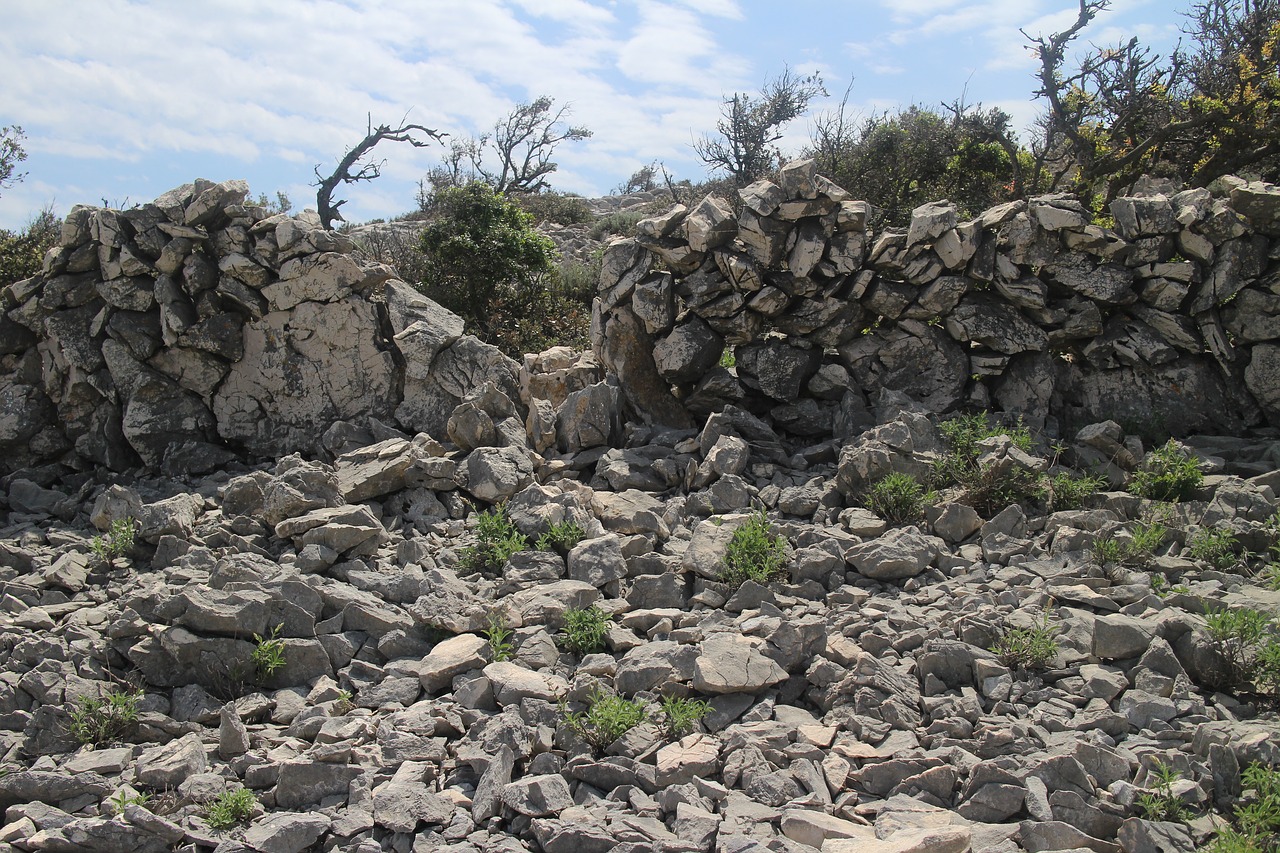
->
[599,162,1280,438]
[0,180,592,474]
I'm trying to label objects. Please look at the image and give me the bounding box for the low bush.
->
[536,519,585,555]
[1137,760,1193,823]
[512,190,594,226]
[990,613,1058,672]
[933,413,1042,515]
[720,509,789,590]
[90,517,137,569]
[1093,519,1168,567]
[251,624,286,680]
[1187,528,1241,570]
[68,689,143,745]
[863,472,931,525]
[484,612,514,662]
[562,688,648,751]
[458,505,528,573]
[0,207,59,286]
[589,209,647,240]
[561,605,609,656]
[1203,764,1280,853]
[1038,472,1105,512]
[1129,440,1204,502]
[1203,606,1280,694]
[659,695,711,739]
[205,788,257,830]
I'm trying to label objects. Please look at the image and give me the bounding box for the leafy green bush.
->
[1038,472,1105,512]
[1137,760,1193,823]
[1129,440,1204,502]
[0,207,59,286]
[90,517,137,569]
[659,695,711,740]
[990,614,1058,672]
[205,788,257,830]
[1092,519,1168,567]
[933,413,1041,515]
[458,505,528,573]
[483,612,514,662]
[417,182,559,350]
[1203,764,1280,853]
[251,624,286,680]
[536,519,585,555]
[1204,607,1277,693]
[1187,528,1242,570]
[68,689,143,745]
[562,687,648,751]
[720,509,789,590]
[589,209,647,240]
[561,605,609,656]
[512,190,594,225]
[863,472,931,524]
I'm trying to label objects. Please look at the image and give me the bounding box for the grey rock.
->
[242,812,332,853]
[501,774,574,817]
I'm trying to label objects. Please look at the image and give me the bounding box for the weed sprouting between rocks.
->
[720,508,789,591]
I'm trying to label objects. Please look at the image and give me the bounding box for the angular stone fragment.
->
[692,634,788,694]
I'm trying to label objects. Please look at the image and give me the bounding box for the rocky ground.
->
[0,391,1278,853]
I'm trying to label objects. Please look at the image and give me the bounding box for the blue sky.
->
[0,0,1184,229]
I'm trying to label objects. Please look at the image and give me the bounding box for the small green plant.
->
[932,413,1041,515]
[67,689,143,746]
[205,787,257,830]
[863,472,932,525]
[90,517,137,568]
[561,605,609,656]
[659,695,711,739]
[1255,639,1280,703]
[718,347,736,369]
[1188,527,1242,570]
[990,612,1059,672]
[1038,472,1105,512]
[536,519,585,554]
[720,509,789,591]
[1203,764,1280,853]
[1093,519,1168,566]
[1137,760,1193,823]
[562,687,648,751]
[458,505,528,573]
[108,789,152,814]
[1204,607,1275,692]
[1151,575,1190,600]
[1129,440,1204,502]
[484,612,514,663]
[251,623,286,680]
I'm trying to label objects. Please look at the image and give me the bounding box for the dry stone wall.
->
[594,160,1280,441]
[0,179,605,477]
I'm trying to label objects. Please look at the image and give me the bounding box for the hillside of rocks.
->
[0,173,1278,853]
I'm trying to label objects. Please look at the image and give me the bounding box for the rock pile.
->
[595,161,1280,439]
[0,180,612,477]
[1,388,1279,852]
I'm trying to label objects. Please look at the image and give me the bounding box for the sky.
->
[0,0,1186,230]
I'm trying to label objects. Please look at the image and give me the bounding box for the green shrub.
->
[458,505,528,573]
[863,472,931,524]
[1203,764,1280,853]
[562,687,648,751]
[589,209,647,240]
[483,611,514,662]
[1129,440,1204,502]
[933,413,1041,515]
[659,695,711,739]
[1187,528,1242,570]
[718,347,736,369]
[1137,761,1193,823]
[720,509,789,590]
[417,182,559,353]
[0,207,59,287]
[1038,472,1105,512]
[561,605,609,656]
[536,519,585,555]
[90,517,137,569]
[1204,607,1275,692]
[205,788,257,830]
[990,613,1058,672]
[251,624,286,680]
[1093,519,1168,567]
[68,689,143,745]
[512,190,594,225]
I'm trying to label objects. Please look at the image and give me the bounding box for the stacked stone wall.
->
[594,160,1280,441]
[0,179,602,477]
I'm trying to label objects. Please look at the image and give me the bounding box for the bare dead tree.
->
[315,115,446,229]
